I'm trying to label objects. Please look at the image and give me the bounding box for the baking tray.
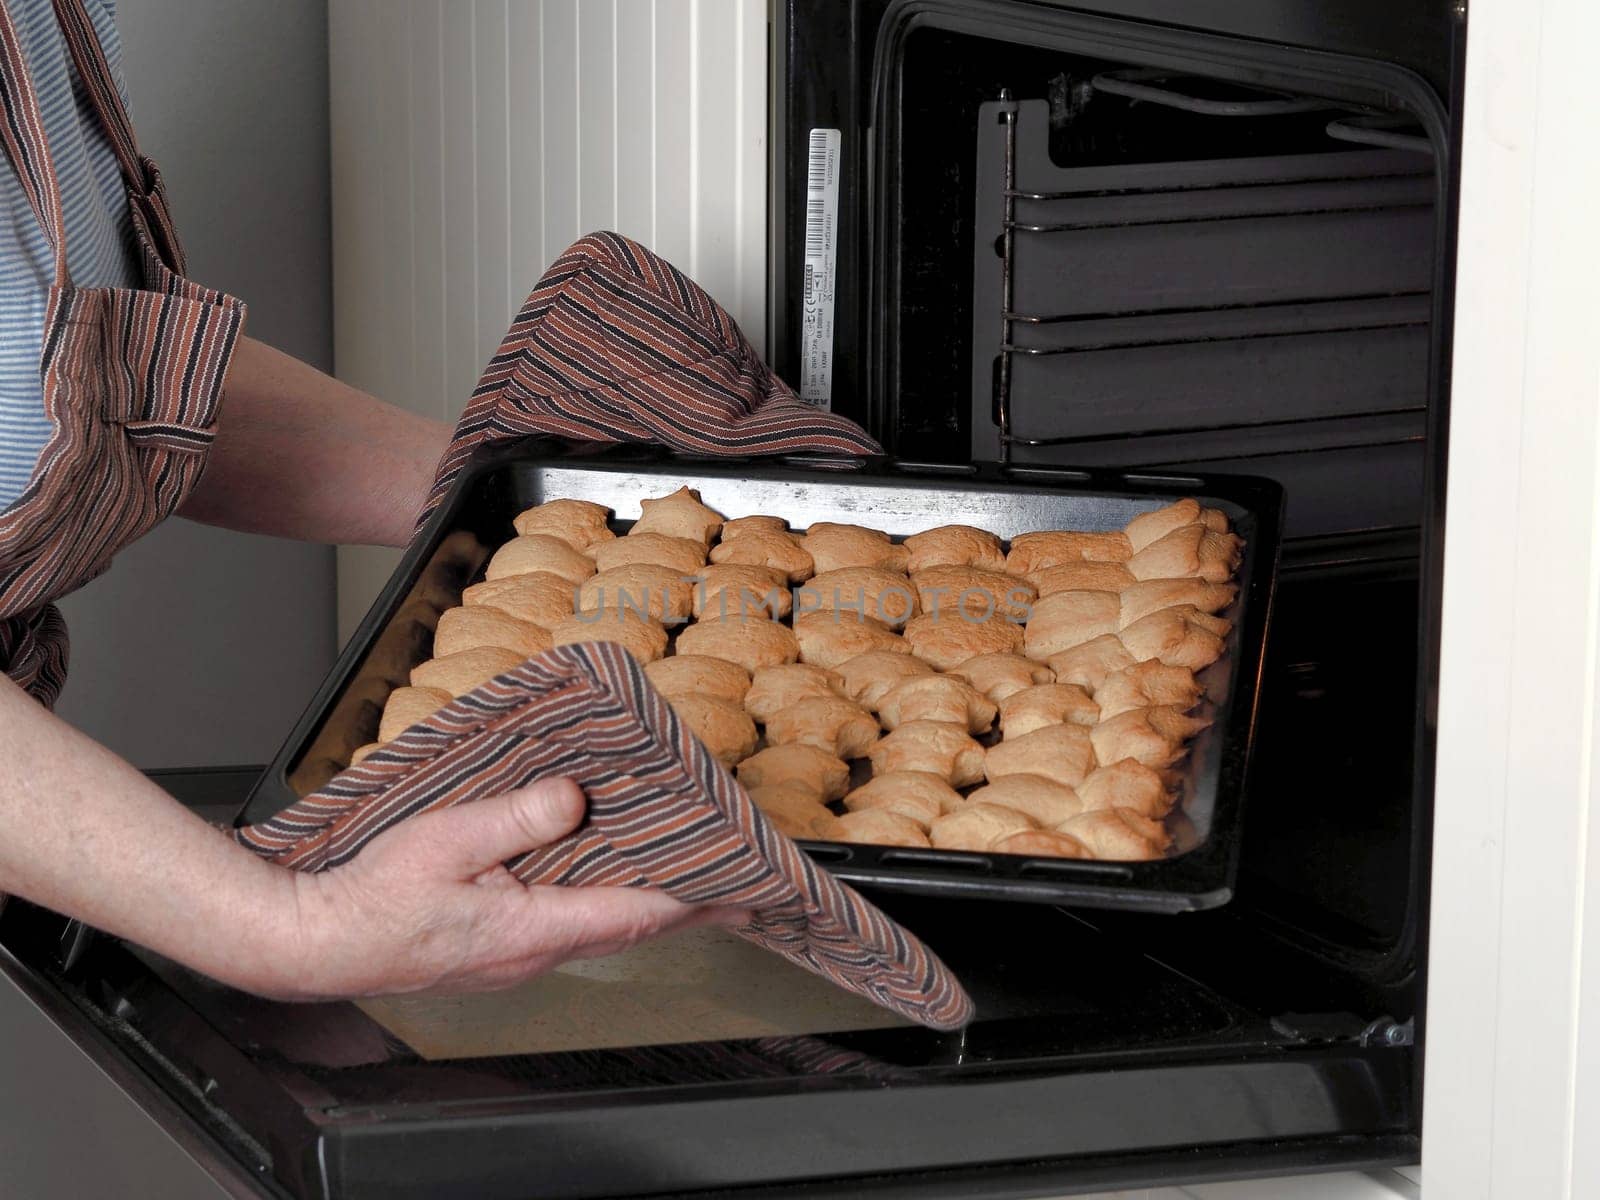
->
[237,438,1282,913]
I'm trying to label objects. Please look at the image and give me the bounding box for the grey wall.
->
[52,0,337,769]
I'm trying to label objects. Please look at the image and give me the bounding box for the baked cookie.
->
[1022,590,1121,661]
[592,532,707,576]
[910,564,1035,622]
[827,809,931,849]
[866,720,986,787]
[833,649,935,709]
[433,605,553,659]
[511,498,615,552]
[930,803,1037,852]
[709,528,816,583]
[1078,759,1172,818]
[841,771,964,829]
[877,674,997,734]
[629,485,724,545]
[694,563,791,620]
[676,615,800,673]
[411,647,526,696]
[945,652,1054,703]
[644,655,752,705]
[964,774,1084,826]
[1124,498,1203,553]
[983,722,1095,789]
[1127,523,1244,584]
[992,829,1092,859]
[1116,606,1231,670]
[1054,808,1170,860]
[1119,579,1237,629]
[1045,634,1136,692]
[800,566,921,627]
[1094,661,1203,721]
[376,685,453,742]
[1027,560,1137,598]
[736,743,851,801]
[549,610,669,664]
[793,611,910,670]
[1088,706,1211,771]
[485,534,596,585]
[577,564,696,622]
[764,695,881,760]
[668,694,759,766]
[462,571,576,627]
[1004,529,1132,575]
[801,522,910,575]
[903,524,1006,573]
[743,663,848,723]
[747,781,837,840]
[902,611,1024,671]
[721,514,789,540]
[997,683,1100,738]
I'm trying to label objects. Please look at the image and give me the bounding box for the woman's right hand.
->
[259,777,749,1001]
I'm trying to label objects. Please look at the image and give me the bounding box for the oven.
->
[0,1,1461,1196]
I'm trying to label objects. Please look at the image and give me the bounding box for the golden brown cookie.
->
[747,781,837,840]
[643,655,752,705]
[992,828,1092,859]
[902,610,1025,671]
[930,803,1037,851]
[997,683,1100,738]
[411,647,526,697]
[877,675,997,734]
[964,774,1085,826]
[903,524,1006,572]
[867,720,986,786]
[549,610,669,664]
[801,522,910,575]
[1077,759,1172,818]
[1004,529,1132,575]
[841,771,964,829]
[1118,579,1237,629]
[800,567,921,627]
[910,564,1036,622]
[984,722,1095,789]
[1023,590,1121,661]
[1027,560,1137,597]
[743,663,848,723]
[1124,498,1203,553]
[945,652,1054,703]
[1116,606,1231,670]
[709,529,815,583]
[721,514,790,539]
[1088,706,1211,770]
[668,695,759,766]
[764,696,880,760]
[793,611,910,670]
[485,534,597,585]
[592,532,707,575]
[377,685,455,742]
[433,605,553,659]
[693,563,791,620]
[1054,808,1170,860]
[833,649,935,709]
[630,485,725,545]
[1094,661,1203,721]
[1045,634,1137,692]
[1126,523,1244,584]
[462,571,576,627]
[735,744,851,801]
[511,498,615,551]
[676,615,800,673]
[577,564,696,622]
[827,809,931,848]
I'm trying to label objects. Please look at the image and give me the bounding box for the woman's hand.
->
[267,778,749,1001]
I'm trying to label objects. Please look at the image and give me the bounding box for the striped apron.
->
[0,0,245,707]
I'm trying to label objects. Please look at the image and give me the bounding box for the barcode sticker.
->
[799,128,841,408]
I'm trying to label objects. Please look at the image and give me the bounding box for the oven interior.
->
[0,3,1448,1196]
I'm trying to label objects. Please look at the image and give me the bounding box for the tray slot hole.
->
[1122,472,1206,487]
[798,843,853,863]
[777,454,869,472]
[1001,464,1093,484]
[1018,859,1135,880]
[877,850,994,874]
[893,460,979,476]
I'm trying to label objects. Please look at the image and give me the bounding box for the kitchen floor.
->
[1074,1168,1421,1199]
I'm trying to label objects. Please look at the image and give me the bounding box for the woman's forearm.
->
[179,336,452,547]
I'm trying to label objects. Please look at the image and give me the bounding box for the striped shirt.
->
[0,0,136,511]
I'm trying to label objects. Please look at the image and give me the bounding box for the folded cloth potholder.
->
[238,642,973,1031]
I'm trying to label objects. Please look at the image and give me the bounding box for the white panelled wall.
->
[329,0,767,639]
